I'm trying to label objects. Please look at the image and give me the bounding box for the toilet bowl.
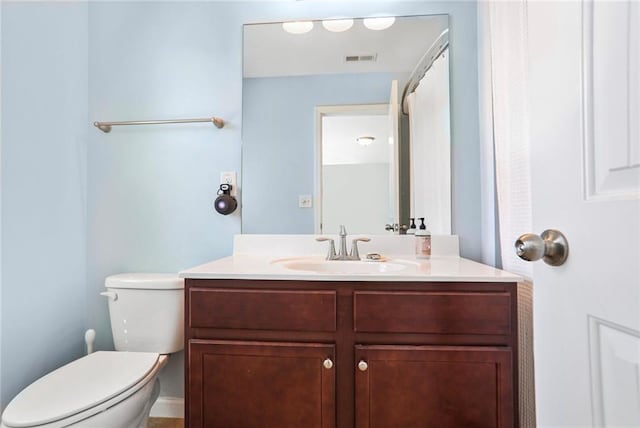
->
[1,273,183,428]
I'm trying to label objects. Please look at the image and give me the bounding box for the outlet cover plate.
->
[220,172,237,196]
[299,195,312,208]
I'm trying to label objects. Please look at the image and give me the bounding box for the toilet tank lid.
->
[1,351,160,428]
[105,273,184,289]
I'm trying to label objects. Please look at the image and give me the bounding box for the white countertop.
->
[180,254,521,282]
[179,235,522,283]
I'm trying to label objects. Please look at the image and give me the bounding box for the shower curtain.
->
[480,1,535,426]
[407,49,451,234]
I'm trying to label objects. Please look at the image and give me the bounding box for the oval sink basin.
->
[273,258,411,274]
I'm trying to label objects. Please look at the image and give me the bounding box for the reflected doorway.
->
[315,103,398,235]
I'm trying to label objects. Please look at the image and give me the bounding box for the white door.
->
[526,1,640,426]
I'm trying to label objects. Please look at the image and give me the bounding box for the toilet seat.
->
[1,352,162,428]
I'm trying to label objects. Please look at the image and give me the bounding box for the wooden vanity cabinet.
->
[185,279,520,428]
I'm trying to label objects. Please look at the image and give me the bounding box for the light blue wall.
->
[87,0,480,397]
[87,1,247,397]
[0,0,480,407]
[476,4,500,267]
[243,72,404,234]
[0,0,3,410]
[1,1,88,408]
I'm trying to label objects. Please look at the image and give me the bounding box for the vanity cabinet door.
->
[354,345,514,428]
[188,340,335,428]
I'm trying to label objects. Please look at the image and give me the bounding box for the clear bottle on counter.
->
[415,217,431,259]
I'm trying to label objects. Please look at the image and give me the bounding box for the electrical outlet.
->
[220,172,237,196]
[299,195,312,208]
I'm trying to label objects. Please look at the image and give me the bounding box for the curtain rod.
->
[93,116,225,133]
[401,28,449,115]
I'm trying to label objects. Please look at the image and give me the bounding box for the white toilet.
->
[0,273,184,428]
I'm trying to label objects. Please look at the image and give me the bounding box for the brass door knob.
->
[323,358,333,370]
[515,229,569,266]
[358,360,368,372]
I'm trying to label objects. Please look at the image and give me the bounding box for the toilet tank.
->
[103,273,184,353]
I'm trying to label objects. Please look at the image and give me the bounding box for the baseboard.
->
[150,396,184,418]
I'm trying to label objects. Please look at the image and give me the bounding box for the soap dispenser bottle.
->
[407,218,417,235]
[415,217,431,259]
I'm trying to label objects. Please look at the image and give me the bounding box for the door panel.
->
[354,345,513,428]
[353,290,511,335]
[189,340,335,428]
[188,288,337,331]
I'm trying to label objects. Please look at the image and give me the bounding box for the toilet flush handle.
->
[85,329,96,355]
[100,291,118,301]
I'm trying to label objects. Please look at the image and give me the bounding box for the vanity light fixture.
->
[282,21,314,34]
[322,18,354,33]
[356,136,375,146]
[363,16,396,31]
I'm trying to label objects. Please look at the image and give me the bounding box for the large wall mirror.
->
[242,14,451,235]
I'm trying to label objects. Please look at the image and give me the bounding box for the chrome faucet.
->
[316,225,370,261]
[338,225,349,259]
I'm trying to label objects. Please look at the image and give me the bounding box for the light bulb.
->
[322,19,354,33]
[356,136,375,146]
[282,21,314,34]
[363,16,396,31]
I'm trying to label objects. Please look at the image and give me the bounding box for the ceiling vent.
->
[345,54,378,63]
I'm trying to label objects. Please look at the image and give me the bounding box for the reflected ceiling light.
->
[356,136,375,146]
[363,16,396,31]
[322,18,354,33]
[282,21,314,34]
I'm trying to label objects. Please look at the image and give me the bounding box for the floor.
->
[148,418,184,428]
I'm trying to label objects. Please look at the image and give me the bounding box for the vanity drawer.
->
[190,288,337,332]
[353,291,511,335]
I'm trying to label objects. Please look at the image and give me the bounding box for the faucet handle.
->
[339,225,347,237]
[316,237,337,260]
[350,237,371,260]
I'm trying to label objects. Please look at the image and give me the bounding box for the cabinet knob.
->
[323,358,334,369]
[358,360,368,372]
